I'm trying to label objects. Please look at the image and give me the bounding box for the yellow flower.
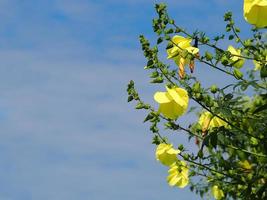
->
[227,46,244,68]
[239,160,252,170]
[167,35,199,78]
[154,86,189,120]
[167,161,189,188]
[212,185,224,200]
[198,111,228,135]
[239,160,252,173]
[155,143,180,166]
[244,0,267,28]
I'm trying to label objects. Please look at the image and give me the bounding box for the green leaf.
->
[253,103,267,114]
[150,71,159,78]
[127,96,134,102]
[157,37,163,44]
[197,150,203,158]
[166,42,173,49]
[143,113,154,123]
[152,135,160,145]
[210,132,218,148]
[260,64,267,78]
[228,35,234,40]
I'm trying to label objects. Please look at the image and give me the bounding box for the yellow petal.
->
[228,45,239,56]
[167,46,180,59]
[166,87,189,108]
[159,101,185,120]
[172,35,191,46]
[167,174,182,186]
[239,160,252,170]
[199,111,228,131]
[227,45,244,68]
[244,0,267,28]
[154,92,171,104]
[167,148,181,155]
[155,144,179,166]
[167,161,189,188]
[198,111,212,129]
[186,46,199,55]
[212,185,225,200]
[175,176,189,188]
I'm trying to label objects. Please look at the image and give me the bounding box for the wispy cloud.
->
[0,0,251,199]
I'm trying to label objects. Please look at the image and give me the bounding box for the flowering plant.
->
[127,1,267,199]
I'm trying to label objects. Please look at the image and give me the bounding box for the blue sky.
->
[0,1,252,200]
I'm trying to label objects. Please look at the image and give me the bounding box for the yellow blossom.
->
[227,46,244,68]
[154,86,189,120]
[239,160,252,170]
[155,143,180,166]
[212,185,225,200]
[239,160,252,172]
[167,161,189,188]
[167,35,199,78]
[244,0,267,28]
[198,111,228,135]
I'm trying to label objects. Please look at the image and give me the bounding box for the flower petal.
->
[244,0,267,28]
[154,92,171,104]
[166,87,189,109]
[158,101,184,120]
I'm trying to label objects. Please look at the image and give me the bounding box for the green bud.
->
[235,38,240,43]
[189,171,196,176]
[243,39,251,47]
[233,69,243,79]
[183,153,189,160]
[235,28,240,33]
[165,28,174,34]
[175,27,182,33]
[150,77,164,83]
[205,51,213,61]
[221,57,229,66]
[135,102,144,109]
[210,85,218,93]
[250,137,258,145]
[178,144,184,151]
[164,35,171,40]
[192,82,201,93]
[226,26,231,32]
[195,93,203,100]
[202,37,210,44]
[169,19,174,24]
